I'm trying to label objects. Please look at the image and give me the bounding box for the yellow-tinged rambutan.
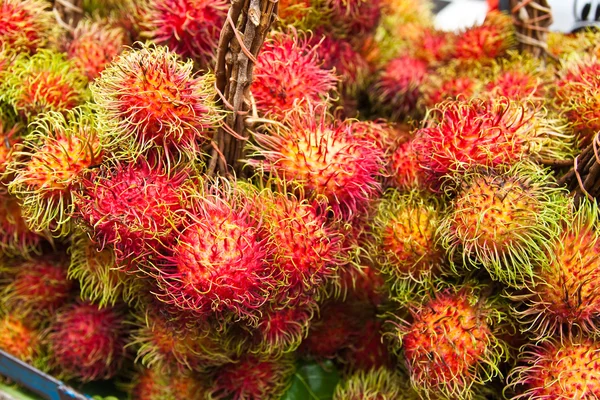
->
[371,189,446,303]
[333,367,418,400]
[137,0,227,68]
[248,101,384,218]
[0,315,45,369]
[1,50,88,120]
[387,284,509,400]
[276,0,319,28]
[65,19,128,81]
[6,108,103,237]
[0,115,21,178]
[0,0,58,54]
[47,302,128,382]
[510,198,600,338]
[547,29,600,60]
[251,32,338,118]
[507,336,600,399]
[91,43,221,162]
[130,367,209,400]
[0,194,46,258]
[438,161,568,288]
[208,354,296,400]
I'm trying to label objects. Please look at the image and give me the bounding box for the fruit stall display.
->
[1,0,600,399]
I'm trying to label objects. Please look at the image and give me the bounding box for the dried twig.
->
[52,0,84,32]
[510,0,552,60]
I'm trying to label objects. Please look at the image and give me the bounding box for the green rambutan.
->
[333,367,418,400]
[130,367,208,400]
[507,336,600,399]
[0,0,58,54]
[438,161,568,288]
[137,0,227,67]
[7,108,103,237]
[65,19,127,81]
[251,31,338,118]
[387,284,509,399]
[47,302,128,382]
[1,50,88,120]
[248,100,384,218]
[0,315,46,370]
[510,198,600,338]
[371,189,445,302]
[208,354,295,400]
[91,42,221,161]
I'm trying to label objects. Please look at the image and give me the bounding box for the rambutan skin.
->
[325,0,382,36]
[0,315,45,369]
[333,367,418,400]
[251,32,337,118]
[130,367,208,400]
[0,0,58,54]
[138,0,228,67]
[453,10,514,64]
[47,302,128,382]
[0,193,46,258]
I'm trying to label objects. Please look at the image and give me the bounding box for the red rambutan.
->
[453,11,514,65]
[0,0,57,54]
[325,0,382,35]
[388,139,427,191]
[420,70,480,109]
[48,302,128,382]
[0,315,45,369]
[0,194,46,258]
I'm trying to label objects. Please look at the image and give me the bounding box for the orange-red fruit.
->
[508,337,600,399]
[453,11,514,64]
[326,0,382,35]
[131,368,207,400]
[0,0,56,54]
[252,32,337,118]
[48,302,128,382]
[0,315,44,367]
[0,194,45,258]
[388,140,426,191]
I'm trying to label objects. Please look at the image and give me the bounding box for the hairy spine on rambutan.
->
[65,18,127,81]
[0,315,46,371]
[0,50,88,120]
[371,189,446,303]
[248,100,384,219]
[509,198,600,338]
[333,367,418,400]
[251,31,338,118]
[506,336,600,399]
[129,367,209,400]
[154,178,272,325]
[0,193,47,258]
[91,42,222,163]
[137,0,228,68]
[324,0,382,36]
[47,302,128,382]
[7,107,103,238]
[387,284,510,400]
[438,161,568,288]
[0,0,58,54]
[0,115,21,178]
[74,155,189,268]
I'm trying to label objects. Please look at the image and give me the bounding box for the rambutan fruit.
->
[130,367,208,400]
[335,263,387,307]
[340,319,393,372]
[547,29,600,60]
[208,354,295,400]
[0,315,45,370]
[276,0,321,29]
[65,19,127,81]
[388,139,427,191]
[482,53,547,104]
[2,255,73,320]
[0,115,21,177]
[47,302,128,382]
[251,31,338,118]
[91,43,221,162]
[0,193,46,258]
[0,0,58,54]
[419,67,480,109]
[68,230,139,307]
[137,0,227,67]
[74,155,189,267]
[6,108,103,237]
[555,56,600,144]
[248,100,384,218]
[412,27,455,65]
[325,0,382,36]
[387,284,509,399]
[155,178,272,324]
[453,11,515,66]
[333,367,418,400]
[510,198,600,338]
[438,161,568,288]
[412,97,575,188]
[507,336,600,399]
[347,119,397,157]
[1,50,88,120]
[371,189,446,303]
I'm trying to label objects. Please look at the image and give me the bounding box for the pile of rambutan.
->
[1,0,600,399]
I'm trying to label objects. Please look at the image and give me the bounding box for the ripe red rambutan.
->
[438,161,568,288]
[251,31,337,118]
[1,50,88,120]
[155,178,272,324]
[74,155,189,267]
[510,198,600,338]
[333,367,417,400]
[507,336,600,399]
[0,0,57,54]
[388,139,427,191]
[130,367,208,400]
[137,0,227,67]
[7,108,103,237]
[388,285,509,399]
[48,302,128,382]
[0,193,46,258]
[91,43,221,161]
[325,0,382,35]
[65,19,127,81]
[208,354,295,400]
[248,101,384,218]
[0,315,45,370]
[335,263,387,307]
[420,71,480,109]
[347,119,398,156]
[453,11,514,65]
[371,55,428,121]
[412,27,455,64]
[2,256,72,320]
[340,319,393,372]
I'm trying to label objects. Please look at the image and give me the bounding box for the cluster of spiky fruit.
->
[1,0,600,399]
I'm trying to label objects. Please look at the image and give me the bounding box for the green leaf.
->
[281,360,340,400]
